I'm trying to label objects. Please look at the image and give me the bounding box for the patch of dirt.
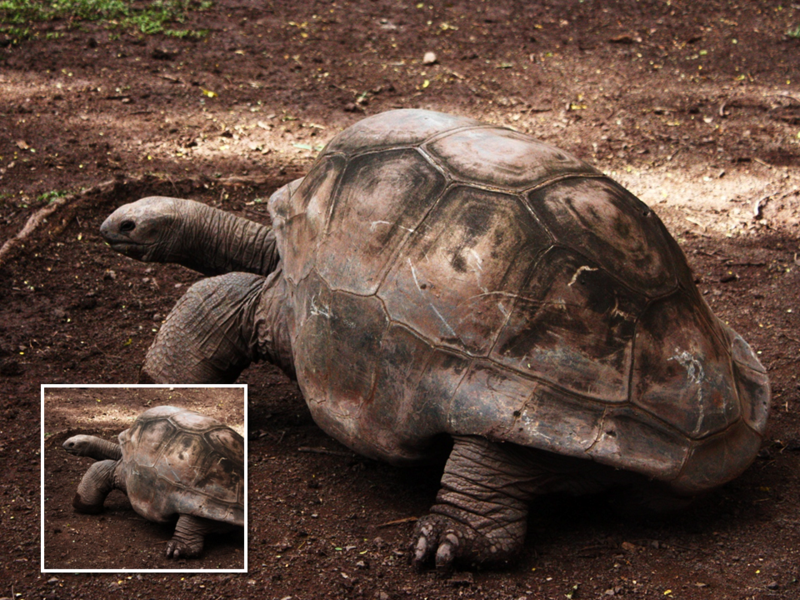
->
[43,386,246,571]
[2,1,800,598]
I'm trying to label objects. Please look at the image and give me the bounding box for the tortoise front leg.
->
[411,436,533,570]
[73,459,118,514]
[141,269,294,384]
[165,514,217,558]
[141,272,265,383]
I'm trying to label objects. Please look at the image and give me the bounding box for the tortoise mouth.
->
[101,238,158,263]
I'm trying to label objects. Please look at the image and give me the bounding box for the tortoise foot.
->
[165,538,201,559]
[412,512,520,570]
[412,514,471,570]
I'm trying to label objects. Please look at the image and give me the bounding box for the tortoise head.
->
[100,197,182,262]
[62,434,100,457]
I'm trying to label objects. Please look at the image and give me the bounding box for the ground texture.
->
[2,0,800,598]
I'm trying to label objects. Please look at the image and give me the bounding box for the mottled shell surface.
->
[268,109,769,494]
[118,406,244,525]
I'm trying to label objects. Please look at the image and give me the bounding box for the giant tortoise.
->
[100,109,769,569]
[63,405,244,558]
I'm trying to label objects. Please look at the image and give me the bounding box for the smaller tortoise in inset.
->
[63,405,244,558]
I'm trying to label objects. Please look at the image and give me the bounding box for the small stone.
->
[767,581,780,590]
[423,51,437,65]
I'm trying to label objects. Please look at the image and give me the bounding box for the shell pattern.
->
[119,406,244,525]
[268,110,769,494]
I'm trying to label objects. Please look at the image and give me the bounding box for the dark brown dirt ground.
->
[2,0,800,598]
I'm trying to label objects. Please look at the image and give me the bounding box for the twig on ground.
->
[753,187,798,219]
[376,516,418,528]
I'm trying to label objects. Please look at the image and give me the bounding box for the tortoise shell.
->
[118,406,244,525]
[268,109,769,495]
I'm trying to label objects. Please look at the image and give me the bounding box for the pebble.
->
[423,51,437,65]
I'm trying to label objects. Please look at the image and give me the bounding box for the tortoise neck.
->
[83,436,123,461]
[174,201,279,277]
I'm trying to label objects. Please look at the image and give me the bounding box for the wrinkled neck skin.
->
[171,200,279,276]
[102,197,279,276]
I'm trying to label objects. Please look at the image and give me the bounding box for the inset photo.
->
[41,385,247,573]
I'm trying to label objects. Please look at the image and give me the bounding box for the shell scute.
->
[378,185,551,355]
[513,383,606,458]
[632,292,740,439]
[672,420,763,494]
[426,126,598,189]
[586,407,689,480]
[270,156,345,285]
[529,177,679,297]
[315,149,445,295]
[491,247,645,402]
[323,109,481,156]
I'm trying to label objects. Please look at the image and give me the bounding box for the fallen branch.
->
[376,516,418,528]
[0,178,116,268]
[753,187,798,219]
[768,92,800,104]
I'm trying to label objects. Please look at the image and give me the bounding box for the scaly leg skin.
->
[165,514,217,559]
[412,436,534,570]
[140,272,265,384]
[73,460,118,514]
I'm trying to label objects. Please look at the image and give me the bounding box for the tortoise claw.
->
[165,539,196,559]
[411,515,467,571]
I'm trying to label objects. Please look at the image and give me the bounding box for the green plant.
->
[0,0,212,40]
[36,190,69,204]
[164,27,207,39]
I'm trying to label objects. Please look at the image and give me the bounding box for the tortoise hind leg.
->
[411,436,532,570]
[412,436,615,570]
[141,272,265,383]
[165,515,223,558]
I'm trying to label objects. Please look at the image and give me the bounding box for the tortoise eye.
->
[120,220,136,232]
